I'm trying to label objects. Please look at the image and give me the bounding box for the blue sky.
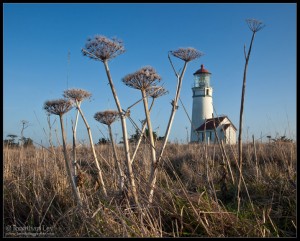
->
[3,3,296,146]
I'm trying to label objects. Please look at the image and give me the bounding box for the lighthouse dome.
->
[193,64,211,75]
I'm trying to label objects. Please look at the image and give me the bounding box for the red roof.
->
[195,116,226,131]
[195,116,237,131]
[193,64,211,75]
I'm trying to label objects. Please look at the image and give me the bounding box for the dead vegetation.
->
[3,141,296,237]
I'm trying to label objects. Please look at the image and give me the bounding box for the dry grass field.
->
[3,141,296,237]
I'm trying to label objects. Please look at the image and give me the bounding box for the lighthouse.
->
[190,64,237,144]
[190,64,213,142]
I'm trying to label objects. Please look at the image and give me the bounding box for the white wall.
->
[190,87,213,142]
[194,117,237,145]
[224,126,236,144]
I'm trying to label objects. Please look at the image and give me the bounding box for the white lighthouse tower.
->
[190,64,213,142]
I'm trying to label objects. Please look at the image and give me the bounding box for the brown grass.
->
[3,141,296,237]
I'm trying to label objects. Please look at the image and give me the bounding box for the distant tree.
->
[19,137,34,148]
[129,128,158,144]
[272,136,293,143]
[4,134,19,147]
[96,138,110,145]
[157,136,165,142]
[145,128,157,142]
[129,129,140,143]
[3,139,17,147]
[7,134,18,142]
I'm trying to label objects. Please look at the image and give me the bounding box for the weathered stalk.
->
[148,61,188,204]
[59,114,82,206]
[103,60,140,209]
[141,89,156,176]
[75,101,107,197]
[108,124,125,193]
[237,31,256,213]
[72,108,80,186]
[131,98,155,164]
[237,18,264,214]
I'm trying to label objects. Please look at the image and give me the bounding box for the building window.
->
[209,131,212,140]
[206,89,209,96]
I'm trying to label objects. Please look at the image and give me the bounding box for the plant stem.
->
[237,31,256,214]
[141,89,156,178]
[72,107,80,192]
[131,98,155,164]
[103,60,140,209]
[252,134,259,181]
[59,114,82,206]
[108,124,125,193]
[75,100,107,197]
[148,61,188,204]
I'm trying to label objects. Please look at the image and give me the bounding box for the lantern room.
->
[193,64,211,88]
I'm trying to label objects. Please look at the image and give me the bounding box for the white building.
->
[194,116,237,144]
[190,64,237,144]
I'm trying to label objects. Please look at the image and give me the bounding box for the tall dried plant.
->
[148,47,203,204]
[63,88,107,197]
[82,35,140,208]
[237,19,265,213]
[63,89,88,187]
[63,88,90,173]
[94,110,125,195]
[43,98,82,206]
[122,66,162,179]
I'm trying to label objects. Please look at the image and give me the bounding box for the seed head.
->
[82,35,125,62]
[63,88,92,103]
[43,99,73,116]
[246,18,265,33]
[170,47,203,62]
[122,66,162,91]
[94,110,119,126]
[146,86,168,99]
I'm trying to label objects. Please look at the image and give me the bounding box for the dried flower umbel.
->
[246,18,265,33]
[94,110,119,126]
[63,88,92,103]
[43,99,73,116]
[94,110,124,194]
[170,47,203,62]
[122,66,162,91]
[146,86,168,99]
[82,35,125,62]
